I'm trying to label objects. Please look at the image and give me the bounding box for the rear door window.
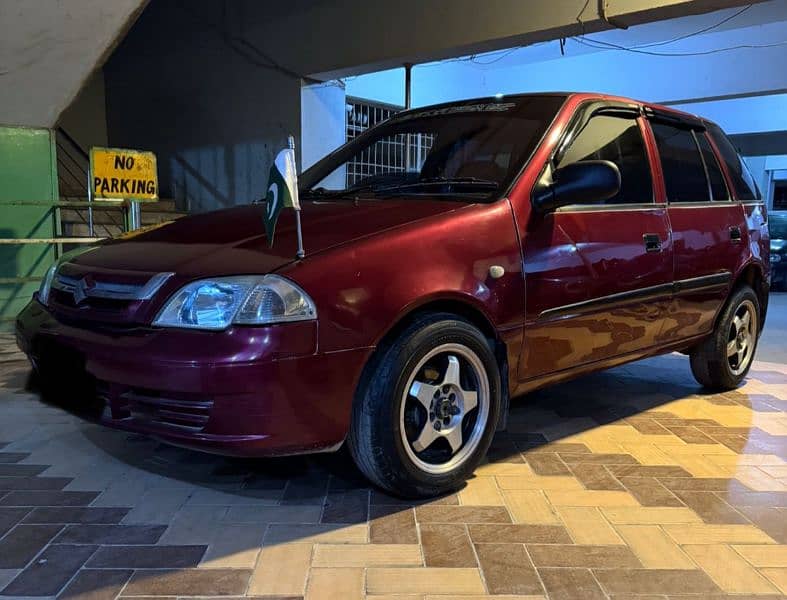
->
[706,122,760,201]
[651,123,709,203]
[556,114,653,205]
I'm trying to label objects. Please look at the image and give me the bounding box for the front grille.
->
[48,269,174,325]
[50,288,136,311]
[53,272,173,302]
[113,387,214,432]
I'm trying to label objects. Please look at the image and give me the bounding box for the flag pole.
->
[295,210,305,259]
[288,135,305,259]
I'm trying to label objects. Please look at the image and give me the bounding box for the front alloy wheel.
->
[401,344,490,475]
[348,314,501,497]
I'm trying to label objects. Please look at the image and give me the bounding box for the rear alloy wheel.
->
[726,299,757,377]
[348,314,500,497]
[690,285,759,390]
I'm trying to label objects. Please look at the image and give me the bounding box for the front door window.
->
[557,114,653,205]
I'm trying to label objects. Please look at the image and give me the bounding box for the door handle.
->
[729,226,742,243]
[643,233,662,253]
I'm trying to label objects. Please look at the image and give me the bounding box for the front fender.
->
[279,199,524,353]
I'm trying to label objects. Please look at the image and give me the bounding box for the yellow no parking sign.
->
[90,147,159,201]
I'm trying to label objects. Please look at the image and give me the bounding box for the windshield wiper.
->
[301,183,392,199]
[302,177,499,199]
[301,187,329,197]
[376,177,500,193]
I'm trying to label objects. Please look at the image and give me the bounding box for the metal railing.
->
[55,128,90,198]
[0,200,135,326]
[0,200,131,259]
[3,131,152,327]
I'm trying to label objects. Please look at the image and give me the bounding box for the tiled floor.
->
[0,295,785,599]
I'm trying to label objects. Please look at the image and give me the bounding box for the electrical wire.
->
[628,4,753,48]
[425,1,761,69]
[573,35,787,56]
[468,47,524,65]
[576,0,592,33]
[573,2,768,56]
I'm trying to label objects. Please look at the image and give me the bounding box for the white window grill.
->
[346,98,434,187]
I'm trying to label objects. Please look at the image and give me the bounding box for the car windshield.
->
[770,213,787,239]
[299,95,566,201]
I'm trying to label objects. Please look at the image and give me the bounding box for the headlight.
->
[38,264,57,306]
[153,275,316,330]
[771,254,782,263]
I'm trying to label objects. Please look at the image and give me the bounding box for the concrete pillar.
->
[301,82,347,188]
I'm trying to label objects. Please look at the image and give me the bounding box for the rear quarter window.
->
[696,133,729,201]
[706,122,760,201]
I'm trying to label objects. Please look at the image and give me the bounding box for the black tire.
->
[689,285,760,391]
[348,313,501,498]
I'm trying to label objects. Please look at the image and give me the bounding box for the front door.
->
[520,108,673,381]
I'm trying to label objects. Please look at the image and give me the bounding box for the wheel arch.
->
[362,295,511,431]
[732,262,769,332]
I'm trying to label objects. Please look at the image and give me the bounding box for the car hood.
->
[69,199,464,277]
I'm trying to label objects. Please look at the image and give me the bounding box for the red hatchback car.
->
[16,93,770,497]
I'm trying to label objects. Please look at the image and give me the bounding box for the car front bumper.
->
[15,299,371,457]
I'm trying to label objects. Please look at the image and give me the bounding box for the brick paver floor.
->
[0,295,785,599]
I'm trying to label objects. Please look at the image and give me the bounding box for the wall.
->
[58,72,109,152]
[104,0,301,213]
[0,127,58,330]
[301,82,346,188]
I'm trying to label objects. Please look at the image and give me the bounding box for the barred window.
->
[345,99,434,187]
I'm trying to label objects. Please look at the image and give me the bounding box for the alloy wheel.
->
[400,343,489,475]
[727,299,757,376]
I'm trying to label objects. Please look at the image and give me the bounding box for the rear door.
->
[520,103,673,381]
[645,112,748,340]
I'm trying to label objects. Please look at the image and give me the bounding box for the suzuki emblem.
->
[72,275,95,304]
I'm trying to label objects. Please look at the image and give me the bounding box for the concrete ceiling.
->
[238,0,770,79]
[0,0,768,128]
[0,0,147,128]
[731,130,787,156]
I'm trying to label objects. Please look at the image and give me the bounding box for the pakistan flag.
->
[263,146,300,246]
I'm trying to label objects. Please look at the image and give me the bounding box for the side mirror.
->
[532,160,621,213]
